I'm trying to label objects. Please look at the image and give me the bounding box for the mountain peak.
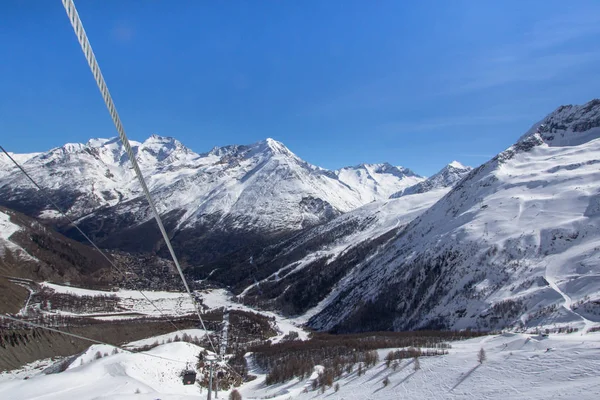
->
[448,160,466,169]
[340,162,422,179]
[519,99,600,147]
[86,137,117,148]
[143,134,180,145]
[256,138,292,155]
[49,142,86,155]
[390,161,471,198]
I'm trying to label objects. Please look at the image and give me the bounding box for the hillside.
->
[308,99,600,333]
[0,206,113,283]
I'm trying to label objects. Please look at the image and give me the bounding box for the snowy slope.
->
[3,331,600,400]
[229,164,467,318]
[390,161,472,198]
[0,152,40,168]
[0,342,204,400]
[241,332,600,400]
[336,163,424,203]
[310,99,600,333]
[0,205,118,298]
[0,209,24,257]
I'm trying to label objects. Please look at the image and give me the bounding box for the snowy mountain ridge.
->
[390,161,472,198]
[0,136,425,265]
[3,100,600,336]
[307,98,600,333]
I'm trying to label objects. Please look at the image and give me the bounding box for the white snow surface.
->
[335,163,424,203]
[3,332,600,399]
[0,209,21,255]
[0,342,204,400]
[390,161,473,198]
[0,209,37,263]
[242,332,600,400]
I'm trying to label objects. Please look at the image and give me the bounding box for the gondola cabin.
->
[182,370,197,385]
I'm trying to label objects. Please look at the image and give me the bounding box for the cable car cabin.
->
[182,370,197,385]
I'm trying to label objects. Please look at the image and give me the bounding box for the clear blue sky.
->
[2,1,600,176]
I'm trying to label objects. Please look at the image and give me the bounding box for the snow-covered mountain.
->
[0,137,420,264]
[229,187,451,315]
[336,163,424,202]
[308,99,600,333]
[390,161,472,198]
[4,100,600,335]
[221,163,467,317]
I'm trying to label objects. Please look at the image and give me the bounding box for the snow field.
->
[0,342,205,400]
[240,332,600,400]
[40,282,195,318]
[2,319,600,398]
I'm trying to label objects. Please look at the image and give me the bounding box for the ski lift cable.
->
[0,314,190,364]
[60,0,218,356]
[0,145,182,334]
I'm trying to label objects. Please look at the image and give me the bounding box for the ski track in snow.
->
[544,268,595,332]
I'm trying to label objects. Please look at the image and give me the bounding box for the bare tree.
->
[478,348,486,364]
[229,389,242,400]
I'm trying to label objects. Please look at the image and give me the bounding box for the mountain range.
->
[1,99,599,333]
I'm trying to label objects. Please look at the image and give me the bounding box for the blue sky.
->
[1,1,600,176]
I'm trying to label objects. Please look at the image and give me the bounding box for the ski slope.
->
[0,209,23,256]
[0,342,204,400]
[239,332,600,400]
[2,332,600,399]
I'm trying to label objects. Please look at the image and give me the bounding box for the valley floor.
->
[1,330,600,399]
